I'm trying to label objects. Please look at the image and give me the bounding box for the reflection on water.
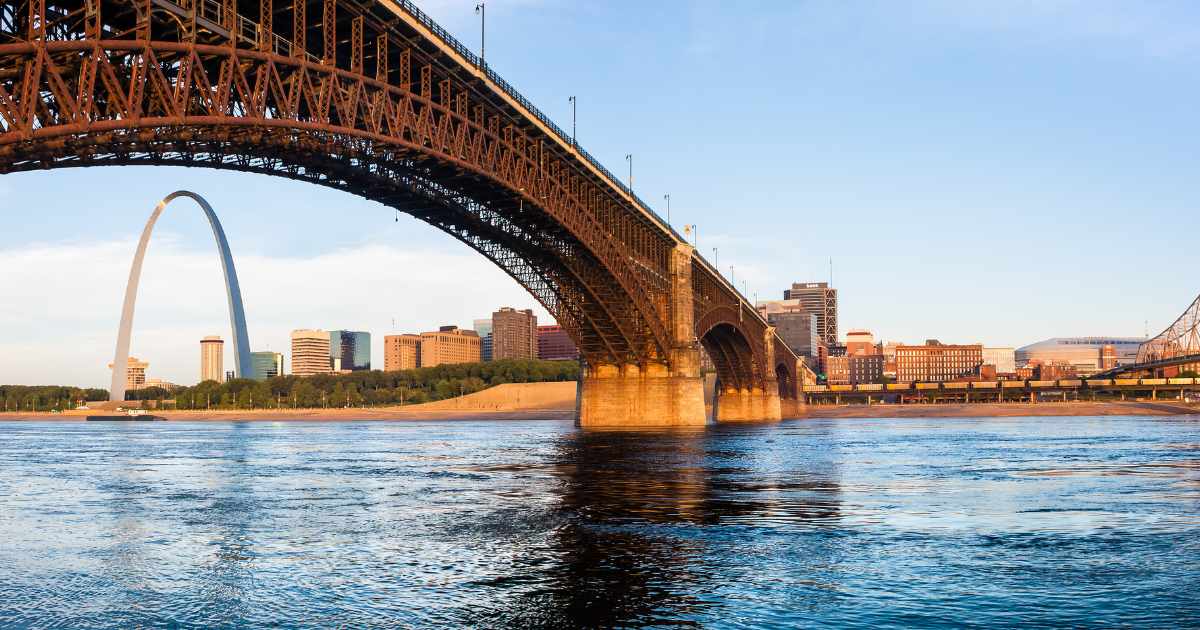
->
[0,416,1198,627]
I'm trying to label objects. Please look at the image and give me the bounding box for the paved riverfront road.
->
[0,416,1198,627]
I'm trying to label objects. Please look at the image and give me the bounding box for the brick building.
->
[419,326,481,367]
[492,307,537,360]
[383,334,422,371]
[896,340,983,382]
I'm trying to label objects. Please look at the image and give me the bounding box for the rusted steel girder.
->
[0,39,667,365]
[0,0,798,383]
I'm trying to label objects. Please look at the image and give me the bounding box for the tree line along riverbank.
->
[2,359,579,412]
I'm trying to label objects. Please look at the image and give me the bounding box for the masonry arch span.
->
[696,309,764,394]
[110,190,252,401]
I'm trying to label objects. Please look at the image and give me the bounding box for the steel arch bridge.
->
[0,0,804,424]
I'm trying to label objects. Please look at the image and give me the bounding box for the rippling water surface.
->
[1,416,1199,628]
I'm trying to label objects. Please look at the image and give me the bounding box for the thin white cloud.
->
[0,238,552,388]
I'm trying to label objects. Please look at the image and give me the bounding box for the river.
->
[0,416,1197,627]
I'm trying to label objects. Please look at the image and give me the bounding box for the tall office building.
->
[384,334,422,371]
[200,336,224,383]
[108,357,149,392]
[291,329,332,377]
[419,326,481,367]
[492,307,537,360]
[537,325,579,361]
[250,351,284,380]
[473,318,494,362]
[329,330,371,372]
[783,282,838,345]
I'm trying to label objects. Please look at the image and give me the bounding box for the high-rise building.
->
[384,334,422,371]
[492,307,537,360]
[537,325,579,361]
[473,319,494,362]
[783,282,838,345]
[481,334,494,362]
[200,336,224,383]
[896,340,983,382]
[329,330,371,372]
[250,351,284,380]
[108,357,148,392]
[982,347,1016,374]
[845,330,875,356]
[291,329,332,377]
[419,326,481,367]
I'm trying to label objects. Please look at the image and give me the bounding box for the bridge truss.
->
[0,0,801,405]
[1137,293,1200,365]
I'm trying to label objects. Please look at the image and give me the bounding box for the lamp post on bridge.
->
[713,247,718,268]
[625,154,633,191]
[475,3,485,66]
[568,96,576,146]
[663,193,670,225]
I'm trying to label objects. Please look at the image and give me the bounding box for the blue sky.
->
[4,0,1200,386]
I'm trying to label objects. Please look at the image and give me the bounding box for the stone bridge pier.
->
[578,245,797,427]
[577,244,707,427]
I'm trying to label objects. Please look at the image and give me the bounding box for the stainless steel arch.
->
[110,191,252,402]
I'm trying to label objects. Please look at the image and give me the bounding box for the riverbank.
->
[4,385,1198,422]
[0,382,578,422]
[801,400,1200,418]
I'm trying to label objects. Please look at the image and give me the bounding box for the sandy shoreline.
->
[2,399,1198,422]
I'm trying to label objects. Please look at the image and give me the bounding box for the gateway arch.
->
[110,191,252,402]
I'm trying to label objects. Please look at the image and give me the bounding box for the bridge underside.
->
[0,0,803,425]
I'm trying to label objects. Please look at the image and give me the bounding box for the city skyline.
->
[5,1,1200,386]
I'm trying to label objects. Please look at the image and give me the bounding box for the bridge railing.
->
[391,0,687,243]
[390,0,786,340]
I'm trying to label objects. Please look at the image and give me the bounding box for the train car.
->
[1168,378,1196,385]
[944,382,969,390]
[1115,379,1140,386]
[1058,380,1083,388]
[886,383,912,391]
[1141,378,1167,386]
[972,382,999,389]
[830,384,853,392]
[803,385,827,393]
[915,383,940,390]
[1001,380,1027,389]
[1029,380,1056,388]
[1085,379,1113,387]
[857,384,884,392]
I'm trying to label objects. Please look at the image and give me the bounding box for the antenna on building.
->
[829,258,833,286]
